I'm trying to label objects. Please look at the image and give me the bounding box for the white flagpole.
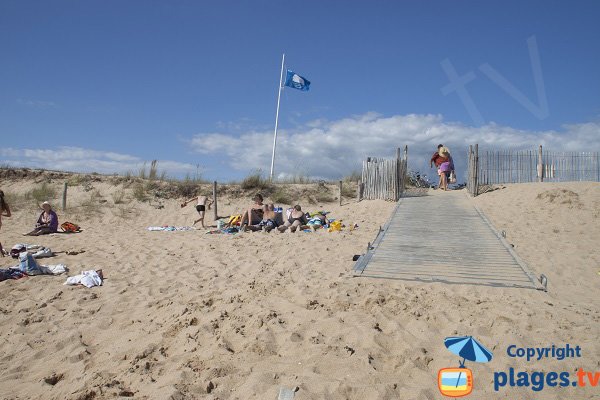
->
[270,53,285,181]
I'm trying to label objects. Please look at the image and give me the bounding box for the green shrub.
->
[271,187,292,205]
[26,183,57,203]
[240,171,274,196]
[314,192,335,203]
[132,183,147,202]
[174,180,198,199]
[112,190,126,204]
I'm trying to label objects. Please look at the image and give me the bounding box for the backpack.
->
[60,222,81,233]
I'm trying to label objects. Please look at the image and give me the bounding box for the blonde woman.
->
[438,147,455,191]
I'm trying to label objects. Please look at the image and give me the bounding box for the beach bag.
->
[60,221,81,233]
[328,220,342,232]
[19,252,42,275]
[450,171,457,183]
[227,215,241,226]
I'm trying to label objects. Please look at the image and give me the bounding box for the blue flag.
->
[284,70,310,91]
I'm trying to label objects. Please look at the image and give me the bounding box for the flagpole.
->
[270,53,285,181]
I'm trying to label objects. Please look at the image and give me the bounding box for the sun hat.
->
[41,201,52,207]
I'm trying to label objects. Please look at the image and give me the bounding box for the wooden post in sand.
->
[537,145,544,182]
[395,148,401,201]
[62,182,68,211]
[468,145,473,195]
[339,180,343,206]
[212,181,218,221]
[474,144,479,196]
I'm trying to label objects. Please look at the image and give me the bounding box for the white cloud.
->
[0,146,197,177]
[188,113,600,180]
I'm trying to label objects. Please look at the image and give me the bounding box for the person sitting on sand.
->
[240,193,264,231]
[0,190,12,256]
[257,204,279,232]
[438,147,455,191]
[278,205,308,233]
[25,201,58,236]
[181,194,213,228]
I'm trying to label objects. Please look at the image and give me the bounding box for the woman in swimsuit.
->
[240,193,264,231]
[278,205,308,233]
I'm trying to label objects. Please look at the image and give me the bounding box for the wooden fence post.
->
[62,182,68,211]
[474,144,479,196]
[395,148,401,201]
[538,145,543,182]
[339,180,343,206]
[468,145,473,195]
[212,181,218,221]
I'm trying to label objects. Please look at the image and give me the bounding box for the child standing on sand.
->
[181,195,213,228]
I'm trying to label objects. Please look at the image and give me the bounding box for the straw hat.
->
[41,201,52,208]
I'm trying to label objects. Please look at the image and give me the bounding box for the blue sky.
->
[1,1,599,181]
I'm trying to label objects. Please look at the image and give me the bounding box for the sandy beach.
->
[0,176,598,400]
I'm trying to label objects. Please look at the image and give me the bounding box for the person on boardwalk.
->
[181,194,213,228]
[25,201,58,236]
[430,144,446,189]
[437,146,455,191]
[0,190,11,256]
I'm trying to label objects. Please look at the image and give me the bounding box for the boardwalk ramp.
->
[353,190,544,289]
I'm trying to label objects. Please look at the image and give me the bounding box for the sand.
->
[0,178,598,400]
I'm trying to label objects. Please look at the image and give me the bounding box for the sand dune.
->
[0,178,598,399]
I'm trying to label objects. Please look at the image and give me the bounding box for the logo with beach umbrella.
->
[438,336,493,397]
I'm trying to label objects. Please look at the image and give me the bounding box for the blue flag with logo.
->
[284,70,310,91]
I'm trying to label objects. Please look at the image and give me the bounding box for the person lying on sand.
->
[181,195,213,228]
[240,193,264,231]
[24,201,58,236]
[278,205,309,233]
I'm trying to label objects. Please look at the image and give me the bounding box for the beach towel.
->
[147,226,197,231]
[60,221,81,233]
[64,270,103,288]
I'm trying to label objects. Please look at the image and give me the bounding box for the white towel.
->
[64,270,102,288]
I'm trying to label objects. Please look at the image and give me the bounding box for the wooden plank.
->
[353,190,542,290]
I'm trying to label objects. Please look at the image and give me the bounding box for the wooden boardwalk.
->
[354,190,543,289]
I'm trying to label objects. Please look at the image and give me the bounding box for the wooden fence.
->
[359,146,408,201]
[467,144,600,196]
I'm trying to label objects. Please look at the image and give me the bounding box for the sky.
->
[1,0,599,182]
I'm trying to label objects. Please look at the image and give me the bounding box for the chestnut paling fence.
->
[359,146,408,201]
[467,145,600,196]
